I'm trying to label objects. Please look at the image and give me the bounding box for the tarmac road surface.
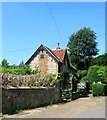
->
[3,96,106,119]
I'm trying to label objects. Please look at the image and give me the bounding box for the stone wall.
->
[30,50,58,74]
[39,50,48,74]
[2,87,62,114]
[47,55,58,74]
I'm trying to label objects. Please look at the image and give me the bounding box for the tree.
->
[91,53,107,66]
[19,61,25,68]
[1,59,9,68]
[67,27,99,70]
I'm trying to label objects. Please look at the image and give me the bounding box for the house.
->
[25,43,77,75]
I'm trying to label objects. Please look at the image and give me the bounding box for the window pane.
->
[40,54,44,58]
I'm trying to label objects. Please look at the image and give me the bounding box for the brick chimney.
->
[56,43,60,50]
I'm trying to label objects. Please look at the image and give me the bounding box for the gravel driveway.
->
[3,96,106,119]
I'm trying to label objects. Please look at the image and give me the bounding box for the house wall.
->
[39,50,48,74]
[30,54,39,70]
[29,50,58,74]
[60,56,69,73]
[48,56,58,74]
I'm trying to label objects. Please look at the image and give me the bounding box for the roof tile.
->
[52,49,67,62]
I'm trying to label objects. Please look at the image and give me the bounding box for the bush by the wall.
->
[2,73,58,88]
[92,83,105,96]
[78,70,88,80]
[77,82,87,97]
[72,91,79,100]
[85,66,107,92]
[86,65,100,84]
[62,88,72,100]
[62,88,79,100]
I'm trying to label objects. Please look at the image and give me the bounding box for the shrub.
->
[85,65,107,91]
[27,79,35,87]
[11,79,19,87]
[97,66,106,84]
[62,88,72,99]
[58,72,74,89]
[1,65,41,75]
[86,65,100,84]
[77,82,87,96]
[78,70,88,80]
[2,73,58,88]
[92,83,105,96]
[80,76,88,82]
[72,91,79,100]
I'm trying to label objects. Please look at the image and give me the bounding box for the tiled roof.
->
[43,45,60,62]
[25,44,77,71]
[52,49,67,62]
[44,44,67,62]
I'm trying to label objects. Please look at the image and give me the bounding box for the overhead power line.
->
[0,47,36,53]
[46,2,63,42]
[96,34,107,37]
[1,33,105,53]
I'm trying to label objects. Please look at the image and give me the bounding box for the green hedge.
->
[72,91,79,100]
[92,83,105,96]
[62,88,72,99]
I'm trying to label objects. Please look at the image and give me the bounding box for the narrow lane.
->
[4,96,105,118]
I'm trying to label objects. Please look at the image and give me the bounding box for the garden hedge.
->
[92,83,105,96]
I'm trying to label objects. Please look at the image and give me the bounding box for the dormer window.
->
[40,54,44,58]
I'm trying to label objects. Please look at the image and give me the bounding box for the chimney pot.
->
[56,43,60,49]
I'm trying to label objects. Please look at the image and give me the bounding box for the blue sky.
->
[2,2,105,65]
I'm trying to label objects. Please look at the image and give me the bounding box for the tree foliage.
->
[19,61,25,68]
[67,27,99,70]
[91,53,107,66]
[0,59,40,75]
[1,59,9,68]
[85,65,107,84]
